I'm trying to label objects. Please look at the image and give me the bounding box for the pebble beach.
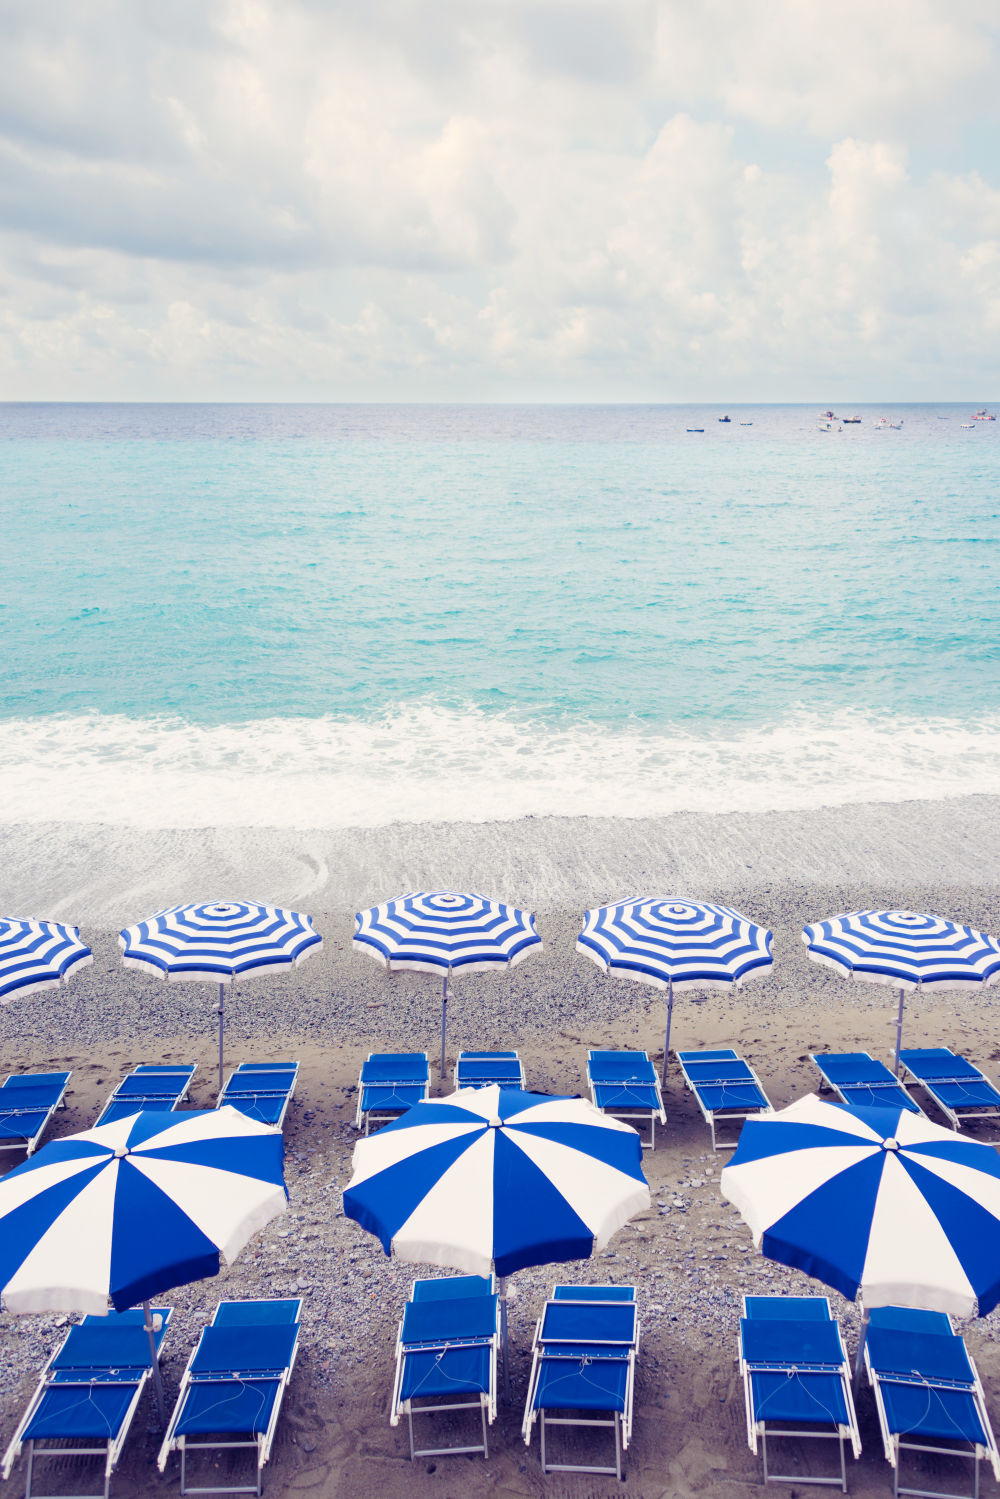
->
[3,794,1000,1496]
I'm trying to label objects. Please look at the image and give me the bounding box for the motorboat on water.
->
[718,415,731,422]
[686,427,704,433]
[842,415,861,423]
[876,416,903,429]
[973,409,996,420]
[818,420,842,432]
[819,410,836,419]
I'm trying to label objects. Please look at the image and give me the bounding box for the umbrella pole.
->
[498,1274,510,1402]
[853,1306,870,1384]
[143,1300,167,1424]
[893,987,905,1076]
[217,982,226,1094]
[662,980,674,1086]
[440,973,449,1088]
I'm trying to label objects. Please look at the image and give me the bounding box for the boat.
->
[876,417,903,429]
[718,415,731,423]
[961,422,975,429]
[686,428,704,433]
[818,421,842,432]
[972,409,996,421]
[819,410,836,419]
[739,421,752,426]
[842,416,862,423]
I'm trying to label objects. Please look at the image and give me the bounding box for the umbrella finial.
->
[488,1116,502,1128]
[114,1144,128,1159]
[882,1137,899,1152]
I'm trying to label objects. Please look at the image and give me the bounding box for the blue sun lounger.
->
[587,1050,666,1149]
[898,1048,1000,1133]
[810,1053,922,1114]
[739,1295,860,1491]
[217,1062,299,1128]
[0,1070,71,1159]
[157,1299,301,1497]
[522,1285,639,1481]
[864,1306,1000,1499]
[2,1306,172,1499]
[390,1287,500,1460]
[677,1048,772,1150]
[355,1052,429,1133]
[96,1063,197,1126]
[455,1051,525,1090]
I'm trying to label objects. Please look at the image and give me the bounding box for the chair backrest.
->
[587,1051,656,1083]
[677,1048,738,1062]
[361,1052,429,1083]
[867,1305,953,1336]
[899,1048,982,1081]
[740,1318,845,1368]
[236,1062,298,1075]
[412,1274,494,1301]
[212,1299,301,1326]
[743,1294,831,1321]
[553,1285,636,1302]
[192,1324,299,1375]
[1,1071,70,1096]
[813,1052,895,1085]
[401,1295,498,1345]
[866,1326,974,1385]
[51,1323,155,1372]
[539,1300,637,1347]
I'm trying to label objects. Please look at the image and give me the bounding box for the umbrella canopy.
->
[354,891,542,1080]
[343,1084,649,1279]
[578,897,773,1081]
[0,916,92,1004]
[721,1093,1000,1320]
[121,900,322,1088]
[0,1106,286,1314]
[803,909,1000,1071]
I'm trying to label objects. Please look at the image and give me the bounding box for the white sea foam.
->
[1,707,999,830]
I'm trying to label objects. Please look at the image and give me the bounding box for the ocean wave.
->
[0,707,999,829]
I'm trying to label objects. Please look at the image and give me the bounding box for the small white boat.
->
[818,421,842,432]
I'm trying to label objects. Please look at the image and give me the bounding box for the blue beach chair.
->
[677,1048,772,1150]
[0,1070,71,1159]
[739,1295,860,1491]
[454,1051,525,1090]
[390,1289,500,1460]
[1,1307,172,1499]
[810,1053,923,1114]
[96,1063,197,1126]
[411,1273,495,1301]
[522,1286,639,1480]
[157,1299,301,1497]
[587,1050,666,1149]
[865,1312,1000,1499]
[898,1048,1000,1133]
[217,1062,298,1128]
[355,1052,429,1133]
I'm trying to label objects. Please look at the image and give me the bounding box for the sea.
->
[1,402,998,829]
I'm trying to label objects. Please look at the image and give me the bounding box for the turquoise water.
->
[1,403,998,826]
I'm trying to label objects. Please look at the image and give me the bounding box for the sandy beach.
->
[3,794,1000,1497]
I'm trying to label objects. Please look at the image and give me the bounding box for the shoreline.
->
[1,792,999,924]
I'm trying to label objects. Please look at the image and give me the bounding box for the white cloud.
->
[0,0,997,398]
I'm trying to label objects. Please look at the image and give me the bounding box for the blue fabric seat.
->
[677,1049,771,1150]
[899,1047,1000,1132]
[587,1050,666,1149]
[811,1052,922,1114]
[865,1320,1000,1498]
[218,1063,298,1128]
[157,1299,300,1497]
[739,1297,860,1491]
[96,1063,196,1127]
[1,1308,171,1499]
[0,1071,71,1157]
[455,1050,524,1089]
[522,1285,639,1480]
[355,1052,429,1133]
[391,1290,499,1461]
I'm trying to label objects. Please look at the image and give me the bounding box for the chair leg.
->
[24,1440,33,1499]
[615,1413,622,1482]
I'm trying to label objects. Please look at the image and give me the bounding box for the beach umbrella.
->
[354,891,542,1082]
[578,897,773,1082]
[0,1105,287,1420]
[0,916,92,1004]
[343,1083,649,1393]
[120,900,322,1090]
[803,909,1000,1073]
[721,1093,1000,1370]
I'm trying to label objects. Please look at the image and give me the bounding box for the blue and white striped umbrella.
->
[354,891,542,1080]
[344,1084,649,1279]
[803,909,1000,1070]
[121,900,322,1089]
[578,897,773,1080]
[0,917,92,1004]
[0,1106,286,1315]
[721,1093,1000,1320]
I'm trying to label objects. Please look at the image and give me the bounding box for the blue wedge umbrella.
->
[803,909,1000,1072]
[354,891,542,1082]
[722,1093,1000,1371]
[0,917,92,1004]
[121,900,322,1090]
[0,1105,287,1419]
[578,897,773,1082]
[344,1083,649,1394]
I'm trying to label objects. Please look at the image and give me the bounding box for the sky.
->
[1,0,998,402]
